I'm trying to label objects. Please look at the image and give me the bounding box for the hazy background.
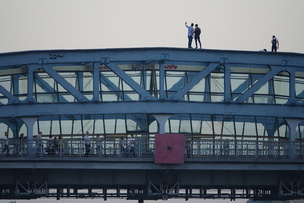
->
[0,0,304,54]
[0,0,303,203]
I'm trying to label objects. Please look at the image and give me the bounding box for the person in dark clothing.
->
[84,131,91,156]
[186,137,192,158]
[194,24,202,49]
[271,35,279,52]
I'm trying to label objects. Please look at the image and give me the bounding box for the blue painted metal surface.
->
[0,48,304,201]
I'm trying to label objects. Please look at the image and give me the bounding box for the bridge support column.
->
[21,117,37,157]
[152,114,172,134]
[285,118,302,159]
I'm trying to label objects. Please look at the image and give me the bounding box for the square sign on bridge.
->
[154,134,185,164]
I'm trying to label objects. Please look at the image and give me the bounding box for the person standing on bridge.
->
[95,134,102,156]
[128,134,136,157]
[223,139,230,156]
[271,35,279,52]
[18,133,26,156]
[185,22,194,48]
[84,131,91,156]
[46,134,55,156]
[186,137,192,158]
[34,132,43,156]
[2,132,9,156]
[194,24,202,49]
[120,137,126,156]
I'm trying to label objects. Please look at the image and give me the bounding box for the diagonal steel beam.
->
[0,85,18,104]
[236,66,285,103]
[170,63,219,100]
[99,72,131,101]
[42,65,88,102]
[106,63,156,101]
[35,75,68,102]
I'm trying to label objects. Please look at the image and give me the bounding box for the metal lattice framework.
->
[0,48,303,140]
[0,48,304,202]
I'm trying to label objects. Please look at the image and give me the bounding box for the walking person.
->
[120,137,126,156]
[47,135,54,155]
[186,137,192,158]
[223,139,230,156]
[271,35,279,52]
[19,133,26,156]
[53,137,59,155]
[95,134,102,156]
[34,132,43,156]
[84,131,91,156]
[185,22,194,48]
[128,134,136,157]
[2,132,9,156]
[194,24,202,49]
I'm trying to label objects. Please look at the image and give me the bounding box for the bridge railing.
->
[191,140,293,158]
[0,138,155,158]
[1,138,303,159]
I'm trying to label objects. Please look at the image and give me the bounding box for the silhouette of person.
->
[186,137,192,158]
[271,35,279,52]
[223,139,229,156]
[35,132,43,156]
[95,134,102,156]
[185,22,194,48]
[120,137,126,156]
[2,132,9,156]
[19,133,26,156]
[47,134,54,155]
[84,131,91,156]
[194,24,202,49]
[129,134,135,157]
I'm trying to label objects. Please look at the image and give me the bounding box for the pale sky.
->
[0,1,302,203]
[0,0,304,54]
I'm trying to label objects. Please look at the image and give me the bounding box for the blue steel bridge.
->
[0,47,304,202]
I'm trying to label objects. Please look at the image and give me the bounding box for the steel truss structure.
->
[0,48,304,202]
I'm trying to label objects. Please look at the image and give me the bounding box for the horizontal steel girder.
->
[0,102,303,119]
[0,158,303,171]
[0,48,303,67]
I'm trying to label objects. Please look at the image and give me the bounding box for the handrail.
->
[1,139,303,159]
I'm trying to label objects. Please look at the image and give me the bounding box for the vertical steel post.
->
[21,117,37,157]
[285,118,302,159]
[159,62,165,100]
[153,114,172,134]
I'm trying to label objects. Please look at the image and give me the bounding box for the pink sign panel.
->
[154,134,185,164]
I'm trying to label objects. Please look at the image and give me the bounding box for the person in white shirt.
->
[185,22,194,48]
[34,132,43,156]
